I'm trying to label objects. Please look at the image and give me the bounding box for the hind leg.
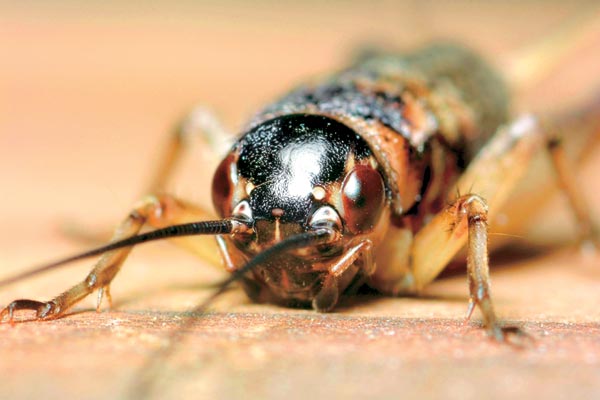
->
[546,136,596,244]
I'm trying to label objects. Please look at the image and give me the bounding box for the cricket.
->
[1,14,598,351]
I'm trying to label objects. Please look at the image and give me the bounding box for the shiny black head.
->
[240,114,371,222]
[212,114,387,251]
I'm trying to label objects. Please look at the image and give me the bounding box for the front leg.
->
[409,116,544,340]
[0,194,221,323]
[459,195,524,340]
[407,114,595,340]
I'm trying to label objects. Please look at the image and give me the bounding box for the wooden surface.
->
[1,2,600,399]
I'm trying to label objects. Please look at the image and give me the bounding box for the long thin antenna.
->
[0,219,243,288]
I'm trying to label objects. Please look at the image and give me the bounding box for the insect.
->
[0,39,597,347]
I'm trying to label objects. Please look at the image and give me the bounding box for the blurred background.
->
[1,1,600,399]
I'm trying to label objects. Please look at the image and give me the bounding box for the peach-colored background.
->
[1,2,600,399]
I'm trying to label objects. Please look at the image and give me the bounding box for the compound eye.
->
[341,164,385,234]
[232,200,253,222]
[211,153,237,217]
[308,205,342,230]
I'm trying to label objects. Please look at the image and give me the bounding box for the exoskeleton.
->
[1,43,597,342]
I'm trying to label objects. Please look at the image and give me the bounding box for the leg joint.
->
[131,194,179,227]
[456,194,488,219]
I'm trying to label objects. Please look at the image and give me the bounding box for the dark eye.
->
[341,164,385,233]
[211,153,237,217]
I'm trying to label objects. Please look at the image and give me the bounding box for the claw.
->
[464,298,476,324]
[463,295,532,346]
[37,300,60,319]
[0,299,59,324]
[487,324,533,347]
[96,286,113,312]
